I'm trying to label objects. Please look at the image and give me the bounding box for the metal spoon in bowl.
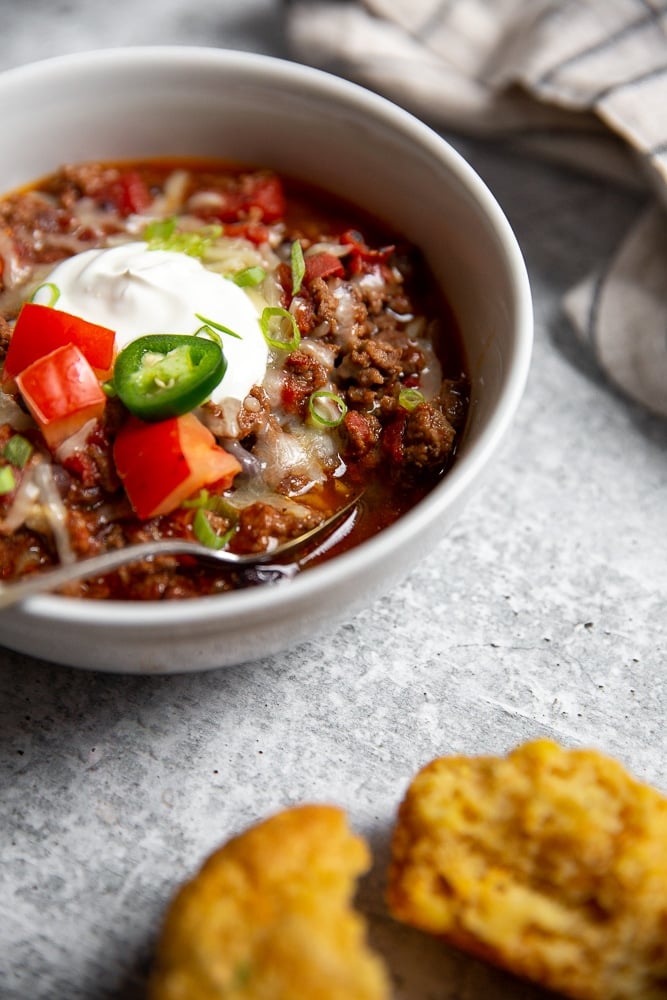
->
[0,496,360,609]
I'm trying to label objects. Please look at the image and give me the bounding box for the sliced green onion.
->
[144,217,176,243]
[0,466,16,494]
[308,390,348,428]
[144,218,222,257]
[398,387,425,412]
[182,488,212,510]
[192,508,235,550]
[194,313,243,341]
[260,306,300,351]
[194,326,222,348]
[182,489,238,520]
[2,434,33,469]
[30,282,60,307]
[182,482,241,545]
[231,265,266,288]
[291,240,305,295]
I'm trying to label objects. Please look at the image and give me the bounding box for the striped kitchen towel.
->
[286,0,667,417]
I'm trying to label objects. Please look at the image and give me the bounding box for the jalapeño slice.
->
[113,334,226,421]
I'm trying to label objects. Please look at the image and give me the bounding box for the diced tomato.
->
[222,220,272,245]
[113,412,242,520]
[303,252,345,285]
[2,303,116,392]
[97,170,152,217]
[199,174,286,225]
[340,229,395,275]
[243,174,286,222]
[382,411,408,464]
[16,343,107,449]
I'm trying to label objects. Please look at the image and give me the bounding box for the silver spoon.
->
[0,496,359,608]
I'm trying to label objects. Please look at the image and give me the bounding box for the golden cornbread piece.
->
[387,739,667,1000]
[149,804,390,1000]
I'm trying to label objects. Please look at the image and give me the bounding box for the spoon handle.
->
[0,496,359,608]
[0,541,239,609]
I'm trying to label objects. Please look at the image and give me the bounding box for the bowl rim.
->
[0,45,533,628]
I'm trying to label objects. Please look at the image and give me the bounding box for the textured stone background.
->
[1,3,665,998]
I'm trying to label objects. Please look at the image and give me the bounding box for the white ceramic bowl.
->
[0,47,532,673]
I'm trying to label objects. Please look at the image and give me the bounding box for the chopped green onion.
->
[183,484,241,547]
[182,489,239,519]
[291,240,305,295]
[144,218,222,257]
[2,434,33,468]
[194,313,243,341]
[231,265,266,288]
[398,387,425,412]
[182,488,212,510]
[144,217,176,243]
[192,508,235,550]
[30,282,60,307]
[0,466,16,494]
[194,326,222,348]
[308,390,348,428]
[260,306,301,351]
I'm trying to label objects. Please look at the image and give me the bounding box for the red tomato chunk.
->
[16,344,107,449]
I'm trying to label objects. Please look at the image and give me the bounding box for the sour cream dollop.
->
[40,242,268,404]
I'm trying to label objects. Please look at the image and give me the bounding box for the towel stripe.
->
[414,0,458,40]
[589,61,667,104]
[538,8,666,87]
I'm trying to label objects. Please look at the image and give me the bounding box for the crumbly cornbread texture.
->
[149,804,390,1000]
[387,739,667,1000]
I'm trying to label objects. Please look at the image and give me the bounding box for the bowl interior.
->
[0,48,532,670]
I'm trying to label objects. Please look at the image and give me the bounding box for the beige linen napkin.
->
[286,0,667,417]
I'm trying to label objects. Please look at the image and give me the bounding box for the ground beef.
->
[281,350,329,415]
[230,502,324,555]
[0,531,52,581]
[342,410,382,459]
[310,276,340,325]
[345,386,378,409]
[339,337,405,390]
[60,403,124,493]
[56,162,122,203]
[237,387,272,439]
[0,423,12,449]
[0,191,76,281]
[356,276,391,317]
[63,442,118,494]
[65,508,105,558]
[374,328,426,377]
[294,277,368,342]
[0,190,70,238]
[0,315,11,364]
[290,294,317,334]
[402,402,456,471]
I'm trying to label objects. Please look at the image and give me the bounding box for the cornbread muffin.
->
[149,804,390,1000]
[387,739,667,1000]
